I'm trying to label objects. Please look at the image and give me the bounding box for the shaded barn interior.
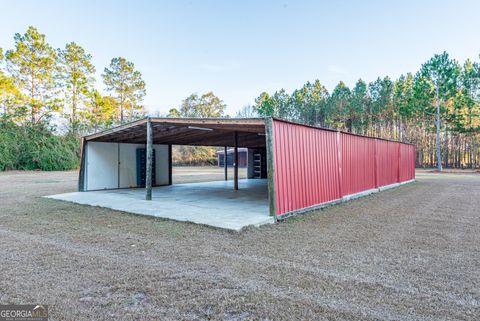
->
[69,117,416,229]
[217,148,248,167]
[74,118,272,230]
[79,118,267,191]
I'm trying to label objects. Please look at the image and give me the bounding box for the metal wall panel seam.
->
[337,132,343,198]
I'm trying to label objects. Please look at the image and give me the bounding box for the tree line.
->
[2,26,479,170]
[0,26,147,170]
[167,92,228,166]
[0,26,146,134]
[0,26,231,169]
[253,52,480,169]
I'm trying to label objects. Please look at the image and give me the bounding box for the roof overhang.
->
[83,117,267,148]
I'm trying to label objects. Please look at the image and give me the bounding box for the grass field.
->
[0,168,479,320]
[172,166,247,184]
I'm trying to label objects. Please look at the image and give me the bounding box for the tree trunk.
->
[435,85,442,171]
[31,73,36,125]
[72,83,77,134]
[443,124,449,168]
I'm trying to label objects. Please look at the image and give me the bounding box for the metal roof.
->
[84,117,267,148]
[83,116,413,147]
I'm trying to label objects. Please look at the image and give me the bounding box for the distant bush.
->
[0,119,80,171]
[172,145,217,166]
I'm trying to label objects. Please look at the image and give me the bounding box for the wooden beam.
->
[224,146,228,180]
[131,127,185,144]
[116,124,177,144]
[117,143,120,188]
[109,126,147,142]
[77,138,86,191]
[265,117,277,221]
[151,117,265,127]
[234,131,238,190]
[87,120,267,148]
[167,131,265,148]
[153,122,264,133]
[145,118,153,200]
[171,130,232,146]
[85,118,148,141]
[157,128,225,145]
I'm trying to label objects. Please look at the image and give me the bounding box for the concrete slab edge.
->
[43,194,274,232]
[45,179,416,231]
[341,188,378,201]
[277,179,416,221]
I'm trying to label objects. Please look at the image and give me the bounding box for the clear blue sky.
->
[1,0,479,116]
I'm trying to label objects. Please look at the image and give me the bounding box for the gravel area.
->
[0,169,479,320]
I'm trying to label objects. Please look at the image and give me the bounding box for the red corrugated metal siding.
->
[273,121,341,215]
[341,133,376,195]
[410,145,416,180]
[375,139,400,187]
[399,144,416,181]
[271,119,416,217]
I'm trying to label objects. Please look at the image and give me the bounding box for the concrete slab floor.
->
[46,179,272,231]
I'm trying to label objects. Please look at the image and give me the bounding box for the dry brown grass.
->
[172,166,247,184]
[0,168,479,320]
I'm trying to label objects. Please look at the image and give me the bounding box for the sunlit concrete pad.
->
[46,179,272,231]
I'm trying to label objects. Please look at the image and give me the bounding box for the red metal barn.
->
[268,118,415,219]
[76,117,415,226]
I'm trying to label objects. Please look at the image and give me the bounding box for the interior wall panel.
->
[86,141,119,190]
[86,142,170,191]
[154,144,169,185]
[119,143,145,188]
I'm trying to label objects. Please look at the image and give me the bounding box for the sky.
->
[1,0,480,116]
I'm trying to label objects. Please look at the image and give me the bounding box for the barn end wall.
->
[84,142,169,191]
[271,119,415,218]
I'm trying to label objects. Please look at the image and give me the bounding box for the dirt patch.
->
[0,169,479,320]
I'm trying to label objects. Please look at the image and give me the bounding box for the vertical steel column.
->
[224,146,228,180]
[145,117,153,200]
[117,143,120,189]
[168,144,173,185]
[234,132,238,190]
